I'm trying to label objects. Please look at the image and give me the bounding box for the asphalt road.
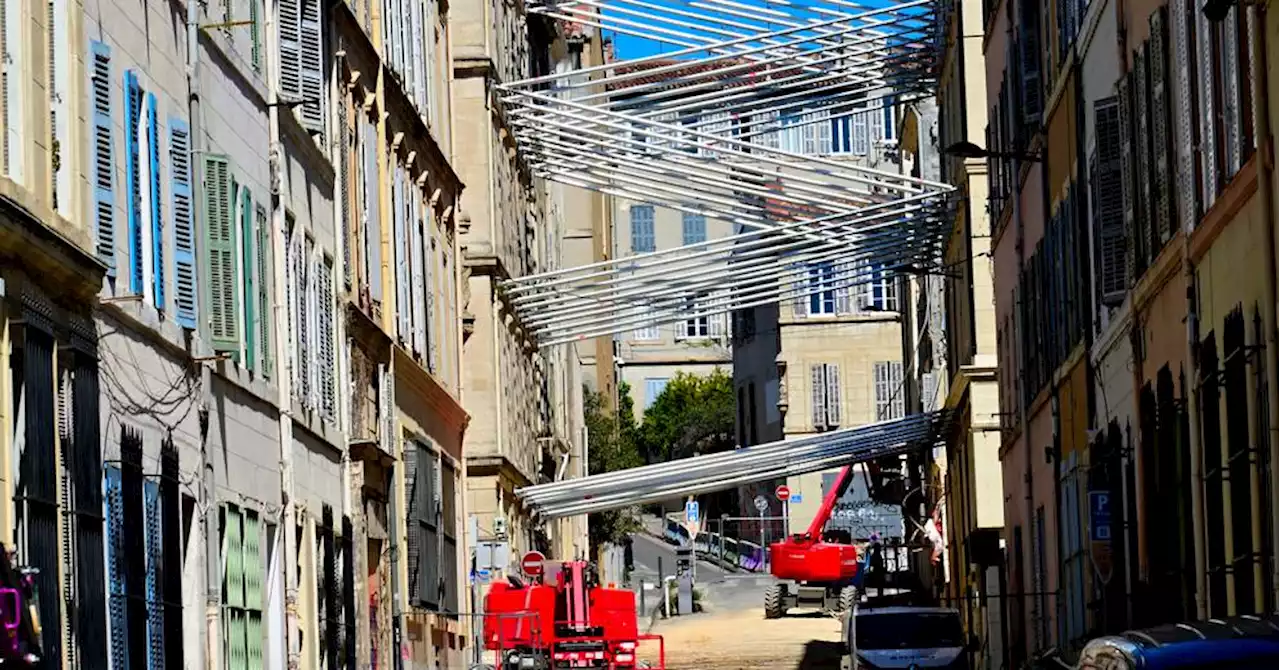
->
[627,531,778,613]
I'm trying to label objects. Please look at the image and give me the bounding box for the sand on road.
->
[639,608,846,670]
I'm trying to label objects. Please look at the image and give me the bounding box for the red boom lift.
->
[764,465,863,618]
[482,559,663,670]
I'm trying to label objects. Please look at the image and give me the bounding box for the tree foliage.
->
[638,368,736,463]
[586,381,643,551]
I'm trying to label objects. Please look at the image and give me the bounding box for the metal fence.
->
[658,515,790,573]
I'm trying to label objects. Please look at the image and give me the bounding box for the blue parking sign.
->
[1089,491,1111,542]
[685,501,700,524]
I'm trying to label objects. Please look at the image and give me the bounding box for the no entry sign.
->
[775,485,791,501]
[520,551,546,577]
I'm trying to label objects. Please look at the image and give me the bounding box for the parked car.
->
[841,606,970,670]
[1075,615,1278,670]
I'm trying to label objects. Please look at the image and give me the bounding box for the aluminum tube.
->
[502,191,944,291]
[511,221,938,324]
[504,91,936,197]
[508,0,933,91]
[519,413,940,500]
[526,415,952,516]
[516,226,929,330]
[529,250,941,346]
[504,87,953,194]
[508,203,935,312]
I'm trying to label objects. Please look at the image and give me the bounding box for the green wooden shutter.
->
[244,510,263,670]
[256,205,273,378]
[241,187,256,372]
[203,155,239,353]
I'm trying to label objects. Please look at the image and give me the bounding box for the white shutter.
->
[835,260,852,314]
[874,362,889,420]
[2,0,25,183]
[1197,9,1217,204]
[427,232,439,374]
[298,0,324,132]
[1094,100,1127,304]
[319,258,336,419]
[922,371,939,412]
[790,263,807,318]
[410,0,427,112]
[393,167,410,341]
[410,196,427,358]
[824,364,841,427]
[306,238,319,408]
[1171,0,1196,231]
[1149,9,1173,246]
[810,364,826,430]
[1221,8,1241,176]
[890,361,905,419]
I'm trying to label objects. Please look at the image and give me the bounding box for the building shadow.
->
[795,640,845,669]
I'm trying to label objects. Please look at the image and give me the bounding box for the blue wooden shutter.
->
[147,93,165,310]
[169,118,197,328]
[144,480,163,670]
[105,465,128,670]
[125,71,143,294]
[241,188,257,372]
[90,42,117,276]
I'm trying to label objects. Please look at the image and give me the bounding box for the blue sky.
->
[605,0,901,61]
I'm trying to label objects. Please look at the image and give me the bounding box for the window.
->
[808,261,837,315]
[873,361,904,421]
[278,0,325,134]
[220,503,266,670]
[410,182,428,359]
[407,441,456,614]
[1092,97,1127,305]
[203,155,240,353]
[632,324,660,341]
[254,204,272,376]
[643,378,669,410]
[860,263,899,311]
[170,117,197,328]
[1018,0,1043,136]
[630,205,655,253]
[1032,505,1048,649]
[780,111,833,155]
[680,315,710,340]
[2,0,25,184]
[810,363,841,430]
[699,111,732,157]
[90,42,116,275]
[360,119,382,301]
[393,166,411,341]
[317,255,336,419]
[49,0,70,214]
[681,213,706,246]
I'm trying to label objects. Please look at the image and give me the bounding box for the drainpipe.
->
[1249,1,1280,620]
[262,0,302,665]
[184,6,223,670]
[1183,193,1207,622]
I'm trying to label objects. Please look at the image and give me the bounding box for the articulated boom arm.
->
[803,465,855,539]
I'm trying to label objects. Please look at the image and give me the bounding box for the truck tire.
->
[764,583,786,619]
[838,585,857,613]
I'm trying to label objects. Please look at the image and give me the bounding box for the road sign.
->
[775,484,791,501]
[753,495,769,513]
[685,500,700,524]
[1089,491,1112,542]
[476,569,492,584]
[520,551,546,577]
[790,493,803,504]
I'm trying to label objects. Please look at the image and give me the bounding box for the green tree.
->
[586,381,643,551]
[638,368,736,463]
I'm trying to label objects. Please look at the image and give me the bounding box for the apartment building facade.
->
[910,1,1008,667]
[615,199,734,416]
[987,0,1276,661]
[453,2,594,581]
[733,103,908,527]
[0,0,490,665]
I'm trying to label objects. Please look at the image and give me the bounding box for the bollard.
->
[640,580,646,616]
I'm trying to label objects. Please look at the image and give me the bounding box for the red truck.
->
[482,559,664,669]
[765,465,865,618]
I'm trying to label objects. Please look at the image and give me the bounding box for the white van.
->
[841,606,970,670]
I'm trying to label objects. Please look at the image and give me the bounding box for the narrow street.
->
[643,609,845,670]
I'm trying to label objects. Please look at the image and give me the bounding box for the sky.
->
[603,0,902,61]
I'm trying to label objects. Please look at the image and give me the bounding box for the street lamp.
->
[941,140,1043,163]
